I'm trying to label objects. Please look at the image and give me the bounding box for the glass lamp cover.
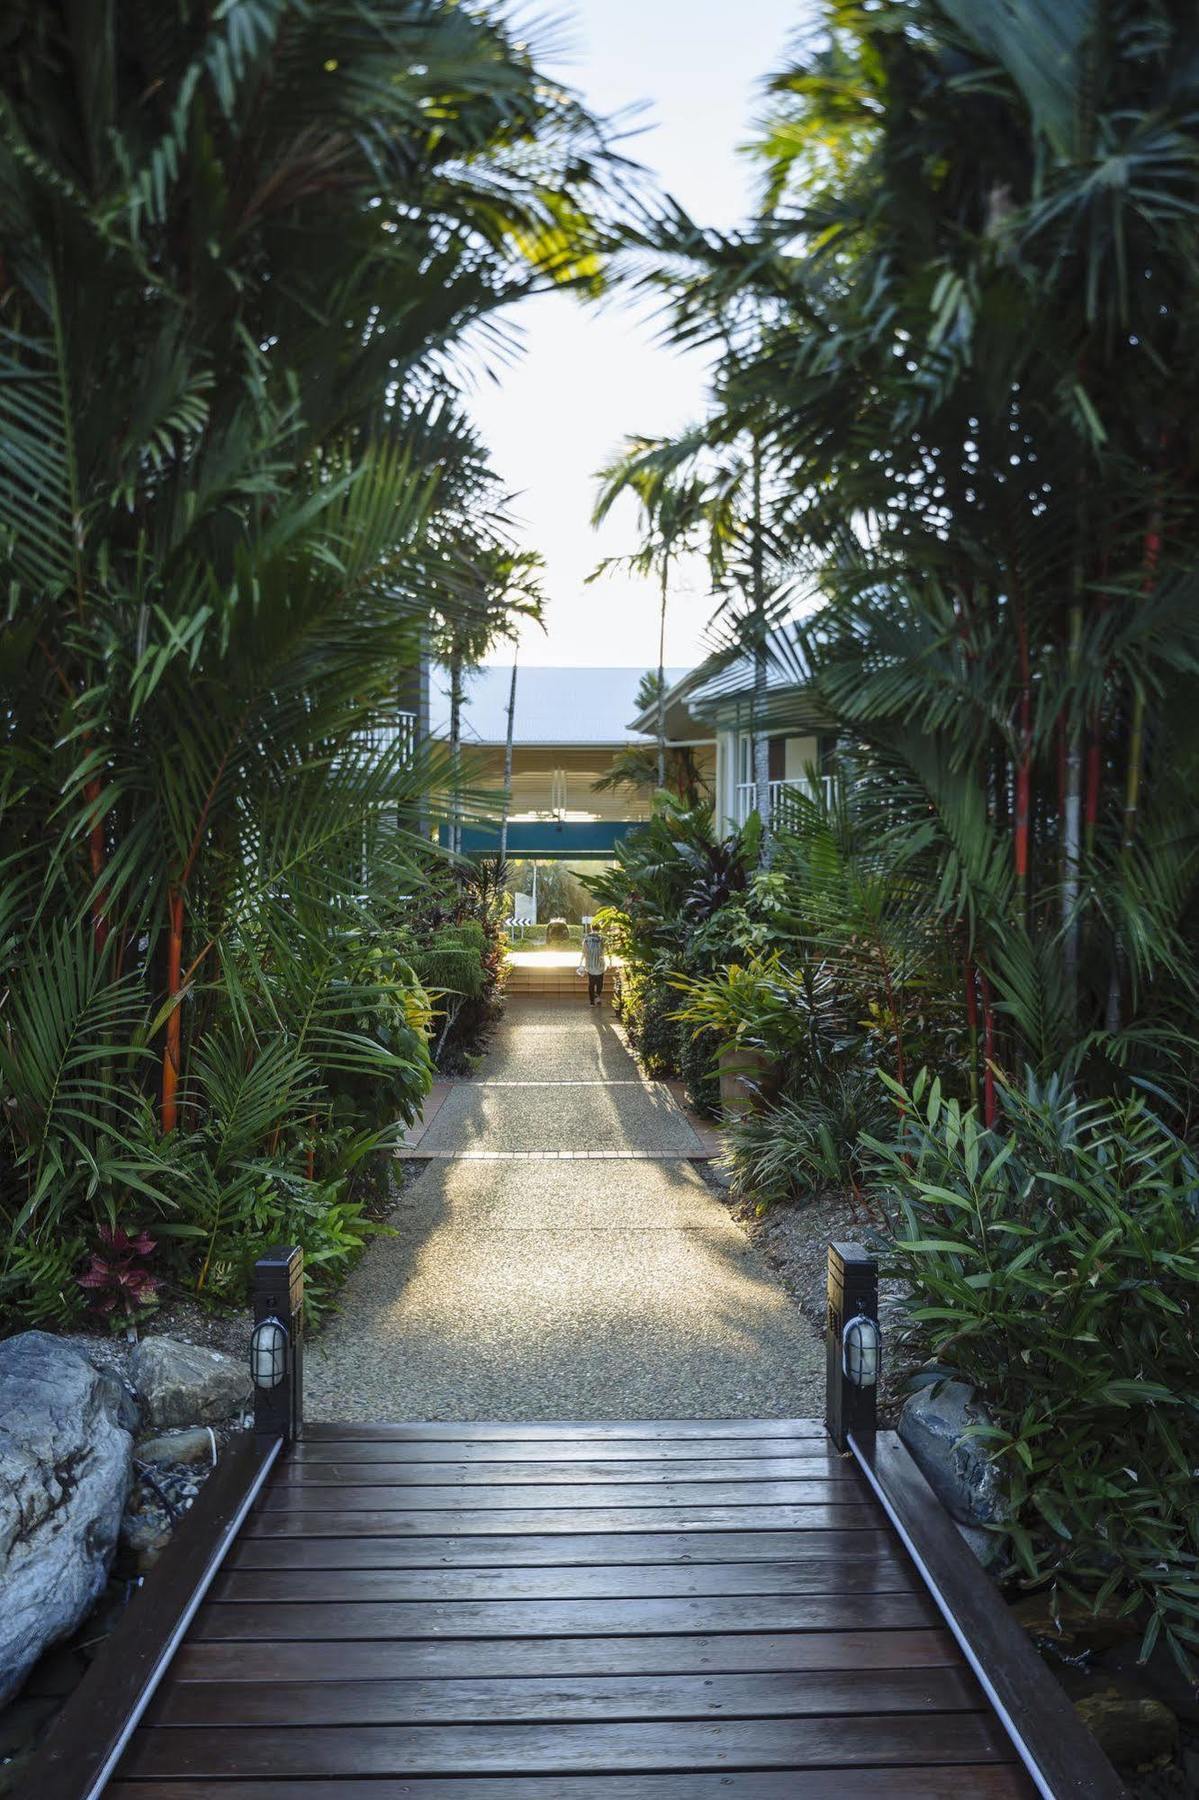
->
[842,1313,880,1390]
[251,1317,288,1390]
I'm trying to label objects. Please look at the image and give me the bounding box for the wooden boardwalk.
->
[107,1415,1035,1797]
[32,1244,1128,1800]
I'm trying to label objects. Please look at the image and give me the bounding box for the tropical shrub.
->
[409,943,486,1002]
[0,1238,89,1330]
[0,2,612,1328]
[438,923,487,956]
[724,1071,893,1211]
[618,967,683,1080]
[869,1071,1199,1674]
[593,806,767,1093]
[77,1227,162,1326]
[636,0,1199,1124]
[678,1028,720,1119]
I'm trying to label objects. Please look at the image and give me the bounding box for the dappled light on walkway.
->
[306,1001,823,1421]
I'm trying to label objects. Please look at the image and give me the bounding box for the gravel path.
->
[306,1000,824,1421]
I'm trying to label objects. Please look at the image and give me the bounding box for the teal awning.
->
[442,820,639,859]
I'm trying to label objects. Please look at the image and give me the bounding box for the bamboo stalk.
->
[161,888,184,1133]
[964,953,980,1110]
[979,968,997,1129]
[84,776,109,955]
[1013,594,1031,904]
[1061,606,1083,1013]
[657,561,668,791]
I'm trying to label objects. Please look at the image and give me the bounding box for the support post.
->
[251,1244,304,1444]
[826,1240,879,1453]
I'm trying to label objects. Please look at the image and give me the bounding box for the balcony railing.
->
[734,775,834,827]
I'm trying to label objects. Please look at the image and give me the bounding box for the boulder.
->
[1101,1637,1199,1727]
[1013,1590,1137,1656]
[134,1425,217,1467]
[955,1519,1007,1574]
[898,1378,1008,1528]
[0,1333,132,1706]
[1072,1684,1177,1771]
[93,1366,141,1432]
[130,1336,250,1428]
[117,1507,173,1575]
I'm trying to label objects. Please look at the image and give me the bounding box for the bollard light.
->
[250,1316,289,1391]
[842,1306,880,1391]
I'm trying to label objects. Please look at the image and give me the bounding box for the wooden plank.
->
[292,1436,838,1466]
[146,1665,982,1727]
[242,1503,883,1537]
[107,1769,1036,1799]
[299,1419,826,1443]
[226,1526,896,1571]
[189,1591,939,1641]
[211,1555,919,1605]
[22,1433,279,1800]
[170,1627,965,1684]
[118,1713,1019,1779]
[852,1431,1129,1800]
[276,1455,856,1485]
[255,1478,855,1510]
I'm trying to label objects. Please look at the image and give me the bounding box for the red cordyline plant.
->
[78,1227,161,1323]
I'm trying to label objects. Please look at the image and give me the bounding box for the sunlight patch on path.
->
[306,999,824,1421]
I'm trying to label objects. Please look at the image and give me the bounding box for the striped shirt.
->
[581,931,606,975]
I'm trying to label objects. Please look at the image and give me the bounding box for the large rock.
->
[134,1425,217,1467]
[1013,1590,1137,1656]
[0,1333,132,1705]
[1072,1684,1177,1771]
[899,1378,1009,1530]
[130,1335,250,1428]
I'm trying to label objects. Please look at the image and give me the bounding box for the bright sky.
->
[472,0,806,670]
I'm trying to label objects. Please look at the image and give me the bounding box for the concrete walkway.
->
[306,999,824,1421]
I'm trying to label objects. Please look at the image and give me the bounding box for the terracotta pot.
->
[716,1041,775,1118]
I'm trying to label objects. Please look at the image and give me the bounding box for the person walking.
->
[581,920,607,1007]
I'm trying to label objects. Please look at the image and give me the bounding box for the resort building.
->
[431,664,714,861]
[628,630,834,835]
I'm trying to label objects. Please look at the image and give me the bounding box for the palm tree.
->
[436,539,544,856]
[0,0,613,1284]
[499,653,519,867]
[621,0,1199,1107]
[593,423,800,850]
[592,446,708,790]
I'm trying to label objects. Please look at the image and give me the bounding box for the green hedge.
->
[409,946,484,998]
[679,1028,720,1118]
[438,921,486,954]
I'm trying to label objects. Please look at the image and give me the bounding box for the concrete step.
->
[507,980,583,988]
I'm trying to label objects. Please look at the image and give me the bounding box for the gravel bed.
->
[56,1297,250,1382]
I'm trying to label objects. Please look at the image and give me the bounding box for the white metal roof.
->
[430,665,689,747]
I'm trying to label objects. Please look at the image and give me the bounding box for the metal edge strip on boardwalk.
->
[848,1429,1129,1800]
[25,1432,281,1800]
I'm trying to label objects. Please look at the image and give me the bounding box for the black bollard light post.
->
[250,1245,304,1444]
[826,1241,880,1454]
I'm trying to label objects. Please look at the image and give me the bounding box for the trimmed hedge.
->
[679,1027,720,1118]
[438,921,486,954]
[409,945,484,998]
